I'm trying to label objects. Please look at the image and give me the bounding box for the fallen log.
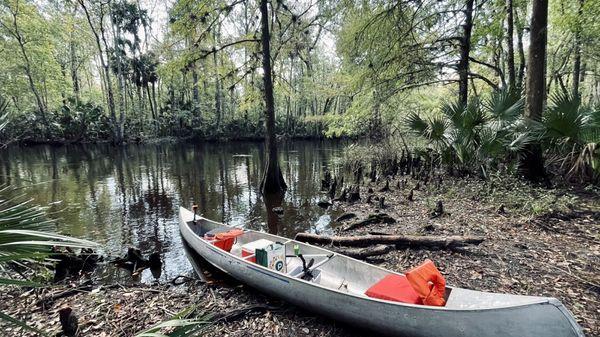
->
[342,213,395,231]
[295,233,484,249]
[332,245,394,259]
[335,212,357,222]
[368,231,393,236]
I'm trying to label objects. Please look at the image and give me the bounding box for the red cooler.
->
[241,239,273,263]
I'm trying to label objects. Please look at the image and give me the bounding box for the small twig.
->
[210,304,281,323]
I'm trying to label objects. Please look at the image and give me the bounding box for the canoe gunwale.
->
[179,207,557,312]
[180,207,585,337]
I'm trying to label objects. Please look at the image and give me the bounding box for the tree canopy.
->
[0,0,598,180]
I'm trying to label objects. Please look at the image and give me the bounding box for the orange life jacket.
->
[215,229,245,240]
[405,259,446,306]
[210,229,245,252]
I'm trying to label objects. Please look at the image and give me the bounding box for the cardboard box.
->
[256,242,286,273]
[241,239,273,263]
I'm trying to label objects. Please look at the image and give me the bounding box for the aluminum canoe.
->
[179,207,584,337]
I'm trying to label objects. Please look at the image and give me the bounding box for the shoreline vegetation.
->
[8,134,344,148]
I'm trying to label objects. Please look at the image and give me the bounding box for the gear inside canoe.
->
[186,213,561,310]
[180,207,584,337]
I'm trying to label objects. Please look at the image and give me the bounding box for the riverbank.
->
[1,175,598,336]
[1,272,356,336]
[6,134,352,148]
[328,175,599,336]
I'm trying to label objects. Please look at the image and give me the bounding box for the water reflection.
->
[0,140,346,282]
[264,191,285,235]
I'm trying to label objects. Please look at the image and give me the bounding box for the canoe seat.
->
[365,274,422,304]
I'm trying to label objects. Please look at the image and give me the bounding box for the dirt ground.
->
[1,176,598,336]
[329,176,599,337]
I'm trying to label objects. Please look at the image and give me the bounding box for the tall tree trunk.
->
[136,85,143,118]
[515,7,526,86]
[69,6,80,103]
[458,0,474,105]
[259,0,286,195]
[506,0,516,89]
[213,27,222,130]
[286,57,295,134]
[370,87,383,140]
[213,55,222,129]
[520,0,548,181]
[110,10,126,143]
[572,0,585,98]
[70,40,80,102]
[79,0,120,144]
[8,7,48,130]
[192,65,200,108]
[145,85,156,131]
[151,81,158,122]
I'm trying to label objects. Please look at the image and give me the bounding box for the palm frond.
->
[135,318,209,337]
[450,130,478,165]
[478,127,506,158]
[440,100,466,127]
[0,278,41,286]
[0,113,9,132]
[0,312,48,336]
[543,92,584,143]
[580,128,600,144]
[0,197,97,259]
[587,107,600,127]
[567,142,600,181]
[135,305,212,337]
[485,89,523,122]
[404,112,428,135]
[425,116,449,143]
[463,102,487,130]
[507,131,536,153]
[0,189,98,269]
[0,186,99,335]
[0,96,9,133]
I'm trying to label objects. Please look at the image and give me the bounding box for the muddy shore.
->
[2,176,598,336]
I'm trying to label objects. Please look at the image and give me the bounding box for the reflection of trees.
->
[0,156,9,186]
[0,140,346,278]
[263,191,284,235]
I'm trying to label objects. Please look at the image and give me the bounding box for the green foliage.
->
[2,98,110,142]
[134,318,208,337]
[321,91,371,138]
[54,98,111,140]
[133,304,215,337]
[544,93,589,146]
[0,185,98,333]
[404,88,600,182]
[441,174,583,217]
[540,92,600,181]
[0,187,99,281]
[341,138,408,178]
[0,96,9,132]
[404,89,526,173]
[0,0,598,158]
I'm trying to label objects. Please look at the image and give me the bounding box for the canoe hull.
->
[179,208,583,337]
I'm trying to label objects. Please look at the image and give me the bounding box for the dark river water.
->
[0,140,347,282]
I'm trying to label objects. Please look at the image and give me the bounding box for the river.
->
[0,140,348,282]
